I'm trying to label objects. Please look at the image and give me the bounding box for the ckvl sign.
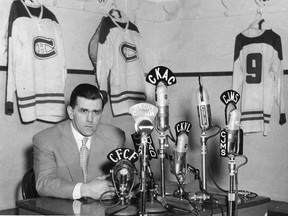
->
[130,103,159,159]
[175,121,192,137]
[219,90,243,157]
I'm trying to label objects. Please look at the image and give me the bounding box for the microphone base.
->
[145,201,167,214]
[112,204,139,216]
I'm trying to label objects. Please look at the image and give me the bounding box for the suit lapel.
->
[59,121,83,183]
[87,131,109,180]
[87,134,99,180]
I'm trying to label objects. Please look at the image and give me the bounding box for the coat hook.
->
[255,0,266,16]
[51,0,57,6]
[80,0,87,11]
[221,0,230,16]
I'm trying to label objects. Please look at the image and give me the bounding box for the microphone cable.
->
[155,125,176,143]
[167,127,176,142]
[99,190,121,209]
[206,123,222,141]
[207,152,258,201]
[208,198,225,216]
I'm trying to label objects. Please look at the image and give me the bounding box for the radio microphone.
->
[173,132,188,181]
[105,157,138,216]
[196,78,211,132]
[129,103,158,136]
[111,159,136,205]
[156,81,169,131]
[227,109,241,155]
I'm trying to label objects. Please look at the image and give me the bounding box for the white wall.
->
[0,0,288,210]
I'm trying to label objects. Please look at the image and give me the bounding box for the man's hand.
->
[81,177,115,200]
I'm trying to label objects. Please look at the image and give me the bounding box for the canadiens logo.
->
[120,42,138,62]
[33,37,57,59]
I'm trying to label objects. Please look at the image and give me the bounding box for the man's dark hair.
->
[69,83,107,108]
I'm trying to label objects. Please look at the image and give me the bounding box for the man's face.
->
[67,97,103,137]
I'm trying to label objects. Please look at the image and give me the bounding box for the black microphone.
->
[227,109,241,155]
[156,81,169,131]
[196,78,211,132]
[173,132,188,182]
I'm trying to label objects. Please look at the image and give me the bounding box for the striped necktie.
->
[80,137,89,183]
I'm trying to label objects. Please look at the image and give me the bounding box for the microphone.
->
[129,103,158,136]
[111,159,137,205]
[156,81,169,131]
[173,132,188,182]
[105,148,139,216]
[227,109,241,155]
[196,78,211,132]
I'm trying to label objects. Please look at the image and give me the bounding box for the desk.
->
[16,195,272,216]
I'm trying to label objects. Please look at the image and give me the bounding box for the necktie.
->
[80,137,89,183]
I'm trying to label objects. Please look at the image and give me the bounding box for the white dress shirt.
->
[70,123,91,199]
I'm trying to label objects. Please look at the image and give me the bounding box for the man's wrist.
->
[73,183,83,199]
[80,183,88,198]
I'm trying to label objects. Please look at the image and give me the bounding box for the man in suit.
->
[33,83,125,200]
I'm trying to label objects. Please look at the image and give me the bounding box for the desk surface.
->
[16,195,273,216]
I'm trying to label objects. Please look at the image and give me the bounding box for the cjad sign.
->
[131,132,158,160]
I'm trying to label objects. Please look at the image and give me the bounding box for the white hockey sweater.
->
[96,11,146,117]
[6,0,67,123]
[232,29,286,135]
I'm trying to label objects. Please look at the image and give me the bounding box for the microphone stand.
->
[200,130,208,191]
[139,132,149,216]
[227,150,248,216]
[189,124,222,203]
[228,153,238,216]
[158,130,168,197]
[147,161,156,204]
[189,129,211,202]
[192,124,221,203]
[129,102,160,215]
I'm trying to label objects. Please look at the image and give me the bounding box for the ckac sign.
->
[146,66,177,86]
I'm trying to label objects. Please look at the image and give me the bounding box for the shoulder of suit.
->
[33,119,68,139]
[97,123,125,139]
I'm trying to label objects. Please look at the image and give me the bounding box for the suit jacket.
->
[33,119,125,199]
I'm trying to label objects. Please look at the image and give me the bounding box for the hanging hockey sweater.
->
[88,17,103,71]
[95,10,146,116]
[6,0,67,123]
[232,29,286,136]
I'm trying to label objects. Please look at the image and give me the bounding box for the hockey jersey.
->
[94,10,146,117]
[232,29,286,135]
[6,0,67,123]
